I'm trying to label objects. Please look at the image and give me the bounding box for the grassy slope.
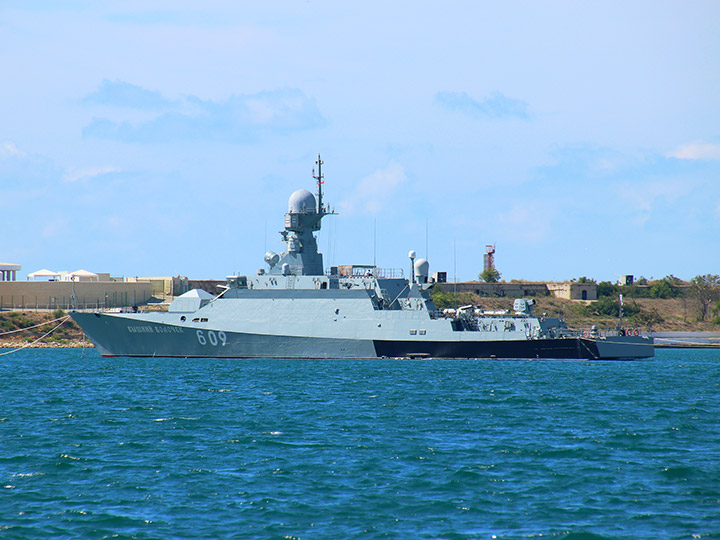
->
[0,311,90,348]
[431,291,719,332]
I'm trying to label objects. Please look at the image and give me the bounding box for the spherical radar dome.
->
[414,258,429,277]
[288,189,317,213]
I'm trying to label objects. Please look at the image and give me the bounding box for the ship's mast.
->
[313,154,324,215]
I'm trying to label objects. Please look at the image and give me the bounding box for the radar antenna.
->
[312,154,324,214]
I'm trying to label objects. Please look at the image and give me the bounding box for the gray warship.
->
[71,157,654,360]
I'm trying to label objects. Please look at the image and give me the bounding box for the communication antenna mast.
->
[373,218,377,268]
[313,154,324,214]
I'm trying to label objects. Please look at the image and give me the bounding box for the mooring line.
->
[0,316,72,356]
[0,315,71,336]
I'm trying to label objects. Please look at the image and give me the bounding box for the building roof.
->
[69,269,98,277]
[28,268,59,278]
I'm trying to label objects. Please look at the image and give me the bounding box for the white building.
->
[0,262,21,281]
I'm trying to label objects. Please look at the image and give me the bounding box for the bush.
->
[597,281,617,297]
[431,285,476,310]
[649,280,679,299]
[632,308,664,327]
[584,296,639,317]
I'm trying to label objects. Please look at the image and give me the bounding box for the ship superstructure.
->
[72,157,654,360]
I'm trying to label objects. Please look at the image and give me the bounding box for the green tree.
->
[688,274,720,321]
[479,268,501,283]
[596,281,617,297]
[663,274,683,286]
[649,280,677,299]
[711,299,720,324]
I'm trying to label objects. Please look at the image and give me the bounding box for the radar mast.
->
[313,154,325,215]
[266,155,335,276]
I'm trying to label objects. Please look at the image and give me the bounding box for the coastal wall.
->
[444,281,597,300]
[0,281,153,310]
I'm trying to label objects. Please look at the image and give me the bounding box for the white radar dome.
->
[414,258,429,277]
[414,258,430,284]
[288,190,316,213]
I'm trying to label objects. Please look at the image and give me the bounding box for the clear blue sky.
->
[1,1,719,282]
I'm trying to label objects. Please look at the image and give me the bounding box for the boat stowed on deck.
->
[71,156,654,360]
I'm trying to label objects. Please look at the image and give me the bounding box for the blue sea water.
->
[1,349,718,540]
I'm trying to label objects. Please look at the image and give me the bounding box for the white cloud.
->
[63,166,120,183]
[339,163,407,215]
[615,178,691,213]
[0,141,26,158]
[82,84,326,142]
[434,91,530,120]
[669,142,720,161]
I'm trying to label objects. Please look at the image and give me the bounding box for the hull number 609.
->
[196,330,227,346]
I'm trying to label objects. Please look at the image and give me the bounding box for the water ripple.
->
[1,349,718,539]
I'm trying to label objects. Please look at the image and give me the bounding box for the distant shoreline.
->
[652,331,720,349]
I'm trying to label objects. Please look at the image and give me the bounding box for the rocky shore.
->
[0,339,93,349]
[0,311,93,349]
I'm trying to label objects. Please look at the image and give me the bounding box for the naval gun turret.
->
[268,155,334,276]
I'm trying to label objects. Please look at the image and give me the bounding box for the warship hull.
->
[71,311,653,360]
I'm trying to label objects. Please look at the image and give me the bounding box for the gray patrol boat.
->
[72,157,654,360]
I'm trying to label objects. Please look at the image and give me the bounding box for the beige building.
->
[0,280,153,310]
[126,276,190,298]
[546,282,597,301]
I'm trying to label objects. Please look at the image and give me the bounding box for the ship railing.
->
[375,268,405,278]
[569,327,650,338]
[326,267,405,279]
